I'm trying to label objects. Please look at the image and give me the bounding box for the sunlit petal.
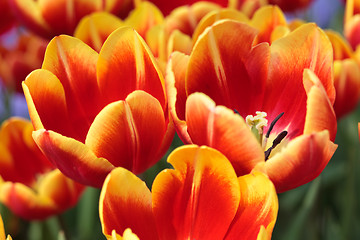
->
[99,168,158,240]
[152,145,240,240]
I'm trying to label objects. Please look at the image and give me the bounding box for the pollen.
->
[245,111,268,135]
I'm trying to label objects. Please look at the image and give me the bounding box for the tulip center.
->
[245,111,268,146]
[241,111,288,161]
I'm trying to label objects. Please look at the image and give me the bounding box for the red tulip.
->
[166,20,337,193]
[0,118,84,220]
[99,145,278,240]
[23,27,174,187]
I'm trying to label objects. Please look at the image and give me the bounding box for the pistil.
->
[245,111,268,145]
[240,111,288,161]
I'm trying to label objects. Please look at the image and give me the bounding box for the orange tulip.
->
[0,29,47,93]
[74,2,164,52]
[166,20,337,193]
[344,0,360,49]
[326,30,360,118]
[8,0,134,38]
[0,118,84,220]
[229,0,268,17]
[23,27,174,187]
[99,145,278,240]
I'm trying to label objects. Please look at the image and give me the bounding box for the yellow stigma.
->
[245,111,268,145]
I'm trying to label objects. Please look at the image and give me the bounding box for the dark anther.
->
[265,130,288,161]
[234,109,240,115]
[266,112,284,138]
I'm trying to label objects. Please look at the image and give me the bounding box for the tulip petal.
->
[333,59,360,119]
[124,2,164,38]
[23,69,74,138]
[0,118,53,186]
[186,93,264,175]
[264,130,337,193]
[263,23,335,138]
[164,2,220,36]
[326,30,353,60]
[37,169,85,212]
[99,168,158,240]
[152,145,240,240]
[42,35,102,141]
[345,15,360,49]
[186,20,269,116]
[303,69,337,141]
[165,51,192,143]
[97,27,165,108]
[251,5,287,44]
[9,0,51,38]
[225,171,278,239]
[0,182,56,220]
[32,129,114,187]
[167,30,192,57]
[74,12,124,52]
[38,0,101,35]
[192,9,249,44]
[86,90,166,174]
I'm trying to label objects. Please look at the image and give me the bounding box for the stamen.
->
[265,130,288,161]
[266,112,284,138]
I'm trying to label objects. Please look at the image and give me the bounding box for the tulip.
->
[100,145,278,240]
[0,117,84,220]
[344,0,360,49]
[229,0,268,17]
[0,29,47,93]
[23,27,174,187]
[8,0,134,38]
[326,30,360,118]
[74,2,164,52]
[166,20,337,193]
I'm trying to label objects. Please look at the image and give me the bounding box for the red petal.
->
[165,52,192,143]
[32,130,114,187]
[99,168,158,240]
[85,90,166,174]
[74,12,124,52]
[0,118,53,186]
[186,93,264,175]
[265,131,337,193]
[225,171,278,239]
[42,35,102,141]
[97,27,166,109]
[186,20,269,117]
[333,59,360,118]
[263,23,335,138]
[23,70,74,138]
[152,145,240,240]
[303,69,337,141]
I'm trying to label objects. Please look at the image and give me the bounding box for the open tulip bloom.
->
[167,20,338,193]
[100,145,278,240]
[0,118,84,220]
[22,26,174,188]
